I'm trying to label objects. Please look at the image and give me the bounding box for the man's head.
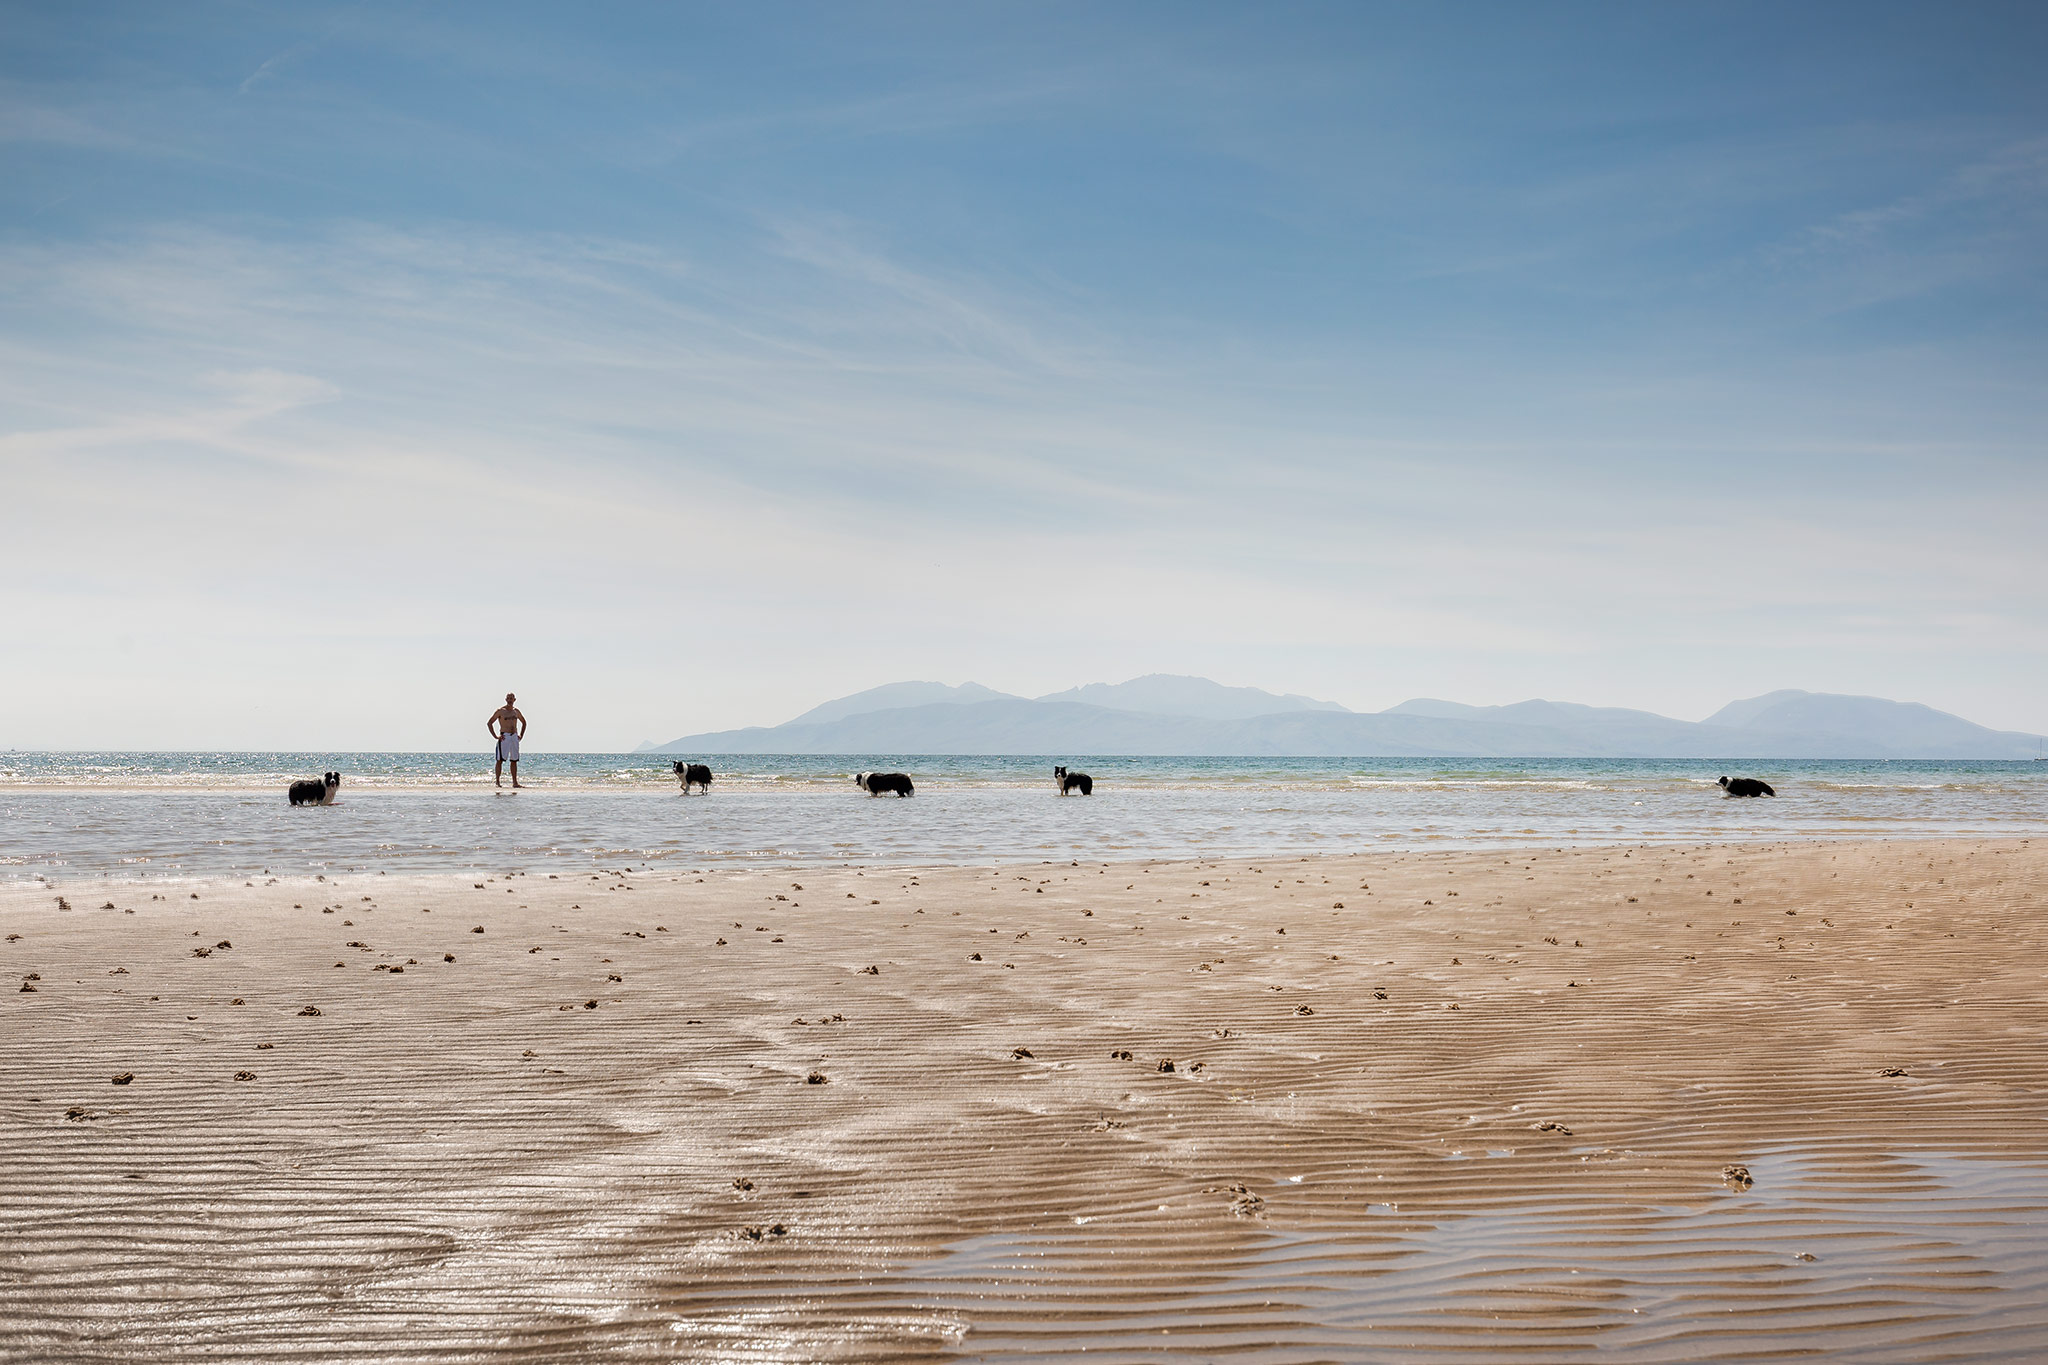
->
[506,693,516,704]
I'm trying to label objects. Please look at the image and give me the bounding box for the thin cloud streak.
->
[3,4,2046,743]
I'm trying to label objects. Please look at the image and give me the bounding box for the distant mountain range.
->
[638,675,2046,759]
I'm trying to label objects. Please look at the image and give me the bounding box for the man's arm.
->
[487,713,500,738]
[514,708,527,737]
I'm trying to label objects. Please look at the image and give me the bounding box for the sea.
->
[5,752,2046,883]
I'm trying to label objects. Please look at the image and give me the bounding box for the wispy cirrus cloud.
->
[239,42,320,94]
[1765,135,2048,266]
[3,5,2047,743]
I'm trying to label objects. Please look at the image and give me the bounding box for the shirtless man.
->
[488,693,527,788]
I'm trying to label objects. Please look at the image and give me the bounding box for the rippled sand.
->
[6,839,2047,1361]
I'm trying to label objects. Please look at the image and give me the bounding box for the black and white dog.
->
[855,771,915,797]
[1054,765,1093,796]
[1718,775,1776,798]
[673,761,713,794]
[288,771,341,806]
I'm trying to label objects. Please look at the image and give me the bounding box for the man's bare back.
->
[489,693,527,788]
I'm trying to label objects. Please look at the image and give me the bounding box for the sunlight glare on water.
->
[3,753,2044,878]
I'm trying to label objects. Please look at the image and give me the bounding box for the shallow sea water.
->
[4,753,2045,879]
[876,1149,2048,1362]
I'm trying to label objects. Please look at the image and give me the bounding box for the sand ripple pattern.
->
[5,839,2048,1361]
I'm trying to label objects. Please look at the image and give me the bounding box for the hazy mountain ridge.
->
[1034,674,1348,720]
[647,682,2045,758]
[785,681,1023,727]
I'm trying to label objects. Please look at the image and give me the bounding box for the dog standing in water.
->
[1055,765,1093,795]
[855,772,915,797]
[288,772,341,806]
[1718,775,1776,797]
[673,761,713,793]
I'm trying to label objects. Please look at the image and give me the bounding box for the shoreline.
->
[6,837,2047,1359]
[9,828,2043,887]
[12,763,2044,878]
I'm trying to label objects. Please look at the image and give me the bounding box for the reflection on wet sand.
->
[5,838,2047,1360]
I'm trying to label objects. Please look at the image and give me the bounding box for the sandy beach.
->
[6,837,2047,1361]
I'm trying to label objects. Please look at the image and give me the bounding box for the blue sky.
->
[4,2,2045,749]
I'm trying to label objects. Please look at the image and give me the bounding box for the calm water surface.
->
[4,753,2044,880]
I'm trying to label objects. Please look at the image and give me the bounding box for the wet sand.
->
[5,838,2047,1361]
